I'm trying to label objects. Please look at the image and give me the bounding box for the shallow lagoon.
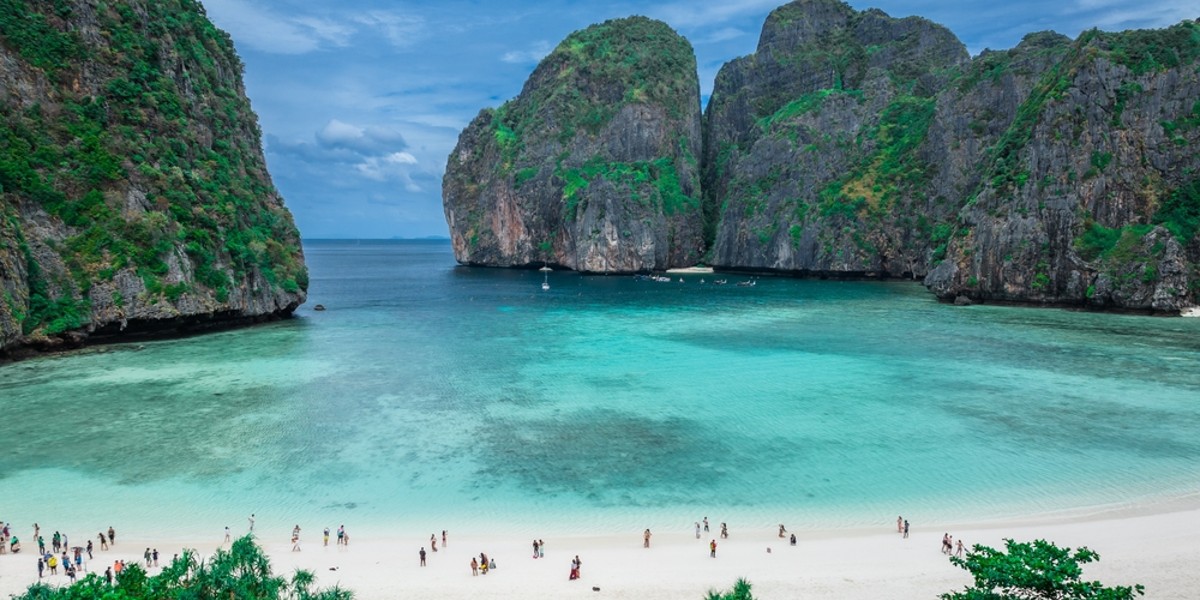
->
[2,240,1198,540]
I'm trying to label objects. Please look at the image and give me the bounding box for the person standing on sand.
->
[98,533,106,551]
[710,539,717,558]
[324,528,329,547]
[539,539,545,558]
[144,548,151,567]
[574,554,582,577]
[720,523,728,539]
[643,529,652,548]
[105,566,112,586]
[337,525,345,545]
[152,549,159,567]
[225,527,231,543]
[86,540,93,560]
[955,538,964,557]
[34,523,39,541]
[419,547,426,566]
[471,557,478,576]
[37,557,44,579]
[695,522,701,539]
[107,527,115,546]
[431,534,437,552]
[703,517,709,532]
[897,516,903,533]
[790,533,797,546]
[778,524,787,538]
[248,514,255,532]
[532,539,539,558]
[442,530,447,548]
[903,520,909,539]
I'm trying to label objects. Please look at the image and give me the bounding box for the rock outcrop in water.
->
[446,0,1200,311]
[0,0,306,356]
[443,17,704,272]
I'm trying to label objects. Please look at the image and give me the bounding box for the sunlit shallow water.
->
[2,240,1198,541]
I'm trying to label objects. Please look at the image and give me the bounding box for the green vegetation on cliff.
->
[0,0,306,338]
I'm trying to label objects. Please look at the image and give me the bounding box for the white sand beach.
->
[1,505,1195,599]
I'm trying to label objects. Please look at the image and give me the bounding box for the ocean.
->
[2,239,1198,541]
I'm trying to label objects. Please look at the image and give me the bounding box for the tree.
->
[942,538,1144,600]
[706,578,754,600]
[13,535,351,600]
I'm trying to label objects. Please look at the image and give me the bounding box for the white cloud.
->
[355,152,421,186]
[354,11,427,48]
[202,0,322,54]
[501,41,553,64]
[315,119,410,154]
[697,27,747,44]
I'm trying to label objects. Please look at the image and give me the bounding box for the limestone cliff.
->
[0,0,306,356]
[925,23,1200,310]
[443,17,704,272]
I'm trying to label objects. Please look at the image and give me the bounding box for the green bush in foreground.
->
[942,538,1144,600]
[15,536,351,600]
[706,578,754,600]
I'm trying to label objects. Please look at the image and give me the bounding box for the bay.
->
[2,240,1198,540]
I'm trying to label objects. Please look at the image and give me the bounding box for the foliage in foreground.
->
[706,578,754,600]
[14,536,351,600]
[942,538,1144,600]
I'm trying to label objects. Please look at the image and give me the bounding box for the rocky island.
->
[444,0,1200,312]
[0,0,306,357]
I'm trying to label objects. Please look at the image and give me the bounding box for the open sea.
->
[2,239,1199,541]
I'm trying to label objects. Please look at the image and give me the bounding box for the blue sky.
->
[199,0,1196,239]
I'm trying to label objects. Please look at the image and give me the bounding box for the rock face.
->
[924,24,1200,311]
[443,17,704,272]
[0,0,306,355]
[443,0,1200,311]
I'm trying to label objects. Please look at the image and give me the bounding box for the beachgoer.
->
[292,532,301,552]
[442,530,447,548]
[897,515,903,533]
[471,557,478,576]
[34,523,39,540]
[790,533,797,546]
[48,554,58,575]
[481,556,489,575]
[337,525,345,545]
[489,558,496,570]
[643,529,651,548]
[249,514,255,532]
[53,531,60,553]
[569,558,578,580]
[98,533,107,551]
[695,522,701,539]
[778,524,787,538]
[574,554,582,577]
[324,528,329,547]
[86,540,93,560]
[152,549,159,567]
[955,538,965,557]
[539,539,545,558]
[533,539,540,558]
[105,566,112,585]
[37,557,44,578]
[37,536,45,554]
[710,539,717,558]
[144,548,151,567]
[225,527,231,543]
[431,534,437,552]
[107,527,115,545]
[419,547,427,566]
[903,520,909,539]
[720,523,728,539]
[293,524,301,538]
[703,517,709,532]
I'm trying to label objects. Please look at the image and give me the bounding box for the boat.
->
[540,264,551,291]
[737,279,756,287]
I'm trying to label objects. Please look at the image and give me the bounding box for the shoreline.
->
[2,502,1195,599]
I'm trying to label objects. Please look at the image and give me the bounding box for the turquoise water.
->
[2,240,1199,540]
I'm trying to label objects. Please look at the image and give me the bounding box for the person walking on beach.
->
[532,539,540,558]
[903,520,909,539]
[955,538,965,557]
[539,539,545,558]
[710,539,717,558]
[225,527,231,543]
[291,529,301,552]
[643,529,652,548]
[695,522,701,539]
[442,530,447,548]
[248,514,255,532]
[419,547,426,566]
[481,554,489,575]
[86,540,93,560]
[470,557,478,576]
[152,549,159,567]
[720,523,728,539]
[48,554,58,575]
[703,517,709,532]
[778,524,787,538]
[144,548,151,567]
[37,536,45,555]
[569,557,579,580]
[430,534,437,552]
[897,516,903,533]
[105,566,112,586]
[337,525,345,546]
[37,557,44,579]
[324,528,330,547]
[98,533,107,551]
[107,527,115,546]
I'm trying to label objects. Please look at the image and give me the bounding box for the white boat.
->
[540,264,551,290]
